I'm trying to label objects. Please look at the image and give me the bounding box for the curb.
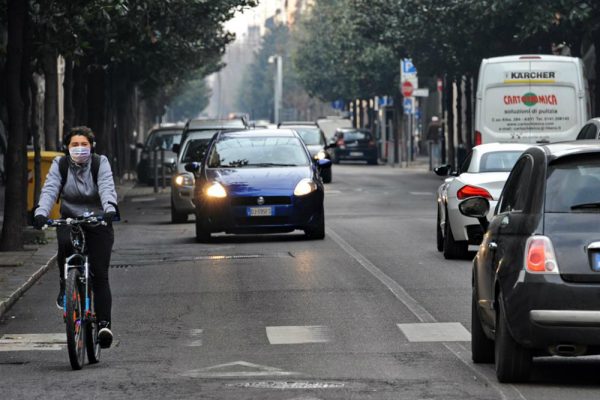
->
[0,253,57,319]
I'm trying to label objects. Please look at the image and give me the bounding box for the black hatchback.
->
[330,128,378,165]
[460,141,600,383]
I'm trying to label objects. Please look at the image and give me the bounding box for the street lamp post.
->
[269,55,283,124]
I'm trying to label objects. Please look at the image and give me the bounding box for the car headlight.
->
[314,150,327,160]
[294,178,317,196]
[174,173,194,186]
[205,182,227,198]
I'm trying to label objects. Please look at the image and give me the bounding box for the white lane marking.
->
[0,333,65,351]
[325,189,341,194]
[327,227,527,400]
[188,329,203,347]
[130,197,156,203]
[398,322,471,342]
[266,326,331,345]
[410,191,434,196]
[183,361,298,378]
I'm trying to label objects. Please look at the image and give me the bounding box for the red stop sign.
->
[402,81,413,97]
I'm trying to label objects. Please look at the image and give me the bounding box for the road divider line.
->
[326,227,527,400]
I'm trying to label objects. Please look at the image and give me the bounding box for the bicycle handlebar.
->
[44,214,114,228]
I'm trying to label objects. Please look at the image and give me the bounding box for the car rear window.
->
[294,127,325,145]
[181,139,211,163]
[478,151,523,172]
[545,155,600,213]
[146,131,181,150]
[343,131,370,141]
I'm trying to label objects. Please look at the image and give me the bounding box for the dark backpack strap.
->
[91,154,101,185]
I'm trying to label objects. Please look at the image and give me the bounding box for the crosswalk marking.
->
[266,326,331,345]
[397,323,471,342]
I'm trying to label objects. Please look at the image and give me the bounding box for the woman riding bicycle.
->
[33,126,117,349]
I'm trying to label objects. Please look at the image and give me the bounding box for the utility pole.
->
[269,55,283,124]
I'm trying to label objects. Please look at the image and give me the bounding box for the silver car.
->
[435,143,531,259]
[170,130,218,223]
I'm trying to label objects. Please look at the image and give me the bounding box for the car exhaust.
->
[549,344,587,357]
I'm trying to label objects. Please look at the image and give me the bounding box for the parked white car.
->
[435,143,531,259]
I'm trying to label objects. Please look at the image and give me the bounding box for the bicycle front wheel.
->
[65,269,86,370]
[85,283,100,364]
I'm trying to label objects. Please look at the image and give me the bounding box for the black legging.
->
[57,224,114,324]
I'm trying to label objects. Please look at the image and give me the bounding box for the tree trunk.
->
[73,63,87,125]
[456,77,463,146]
[1,0,28,251]
[445,76,455,168]
[465,74,473,150]
[42,50,59,150]
[62,56,74,135]
[31,76,42,208]
[87,68,107,152]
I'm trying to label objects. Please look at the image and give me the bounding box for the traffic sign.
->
[403,98,413,114]
[401,81,414,97]
[402,59,417,75]
[413,88,429,97]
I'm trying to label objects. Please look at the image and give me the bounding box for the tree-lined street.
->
[1,165,598,399]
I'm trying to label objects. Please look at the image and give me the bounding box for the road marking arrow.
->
[182,361,299,378]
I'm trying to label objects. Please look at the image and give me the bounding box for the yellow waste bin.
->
[28,151,64,219]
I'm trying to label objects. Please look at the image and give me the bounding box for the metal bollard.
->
[161,148,166,189]
[153,147,159,193]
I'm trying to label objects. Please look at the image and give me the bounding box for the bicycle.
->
[44,213,111,370]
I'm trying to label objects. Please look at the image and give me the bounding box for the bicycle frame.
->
[63,228,91,319]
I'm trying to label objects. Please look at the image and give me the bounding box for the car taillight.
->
[457,185,492,200]
[475,131,482,146]
[525,236,559,274]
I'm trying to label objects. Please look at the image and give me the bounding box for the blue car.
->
[185,129,331,242]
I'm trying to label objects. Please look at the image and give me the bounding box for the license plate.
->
[592,252,600,272]
[350,151,363,156]
[247,207,273,217]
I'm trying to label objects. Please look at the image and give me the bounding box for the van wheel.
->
[321,168,332,183]
[495,293,532,383]
[195,215,211,243]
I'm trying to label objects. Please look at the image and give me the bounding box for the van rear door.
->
[480,57,581,143]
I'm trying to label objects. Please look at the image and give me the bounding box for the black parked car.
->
[330,128,377,165]
[460,141,600,383]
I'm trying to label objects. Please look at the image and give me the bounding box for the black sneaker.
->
[56,279,65,310]
[98,321,113,349]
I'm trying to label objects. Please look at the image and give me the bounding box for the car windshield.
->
[207,136,309,168]
[293,127,324,145]
[147,131,181,150]
[342,131,370,141]
[478,151,523,172]
[545,155,600,213]
[181,139,212,163]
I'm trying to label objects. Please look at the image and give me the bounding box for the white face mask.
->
[69,146,91,164]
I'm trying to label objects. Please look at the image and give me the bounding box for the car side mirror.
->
[172,144,180,154]
[184,162,200,173]
[135,142,145,149]
[327,142,337,149]
[317,159,332,168]
[459,197,490,231]
[434,164,453,176]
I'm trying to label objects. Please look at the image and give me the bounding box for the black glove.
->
[104,211,117,223]
[33,214,48,230]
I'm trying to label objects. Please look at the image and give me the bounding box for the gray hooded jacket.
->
[35,155,117,218]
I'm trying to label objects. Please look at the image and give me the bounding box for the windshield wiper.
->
[244,163,298,167]
[571,202,600,210]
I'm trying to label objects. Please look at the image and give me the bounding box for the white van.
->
[475,55,590,145]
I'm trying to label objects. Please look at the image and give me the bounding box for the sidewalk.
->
[0,179,137,319]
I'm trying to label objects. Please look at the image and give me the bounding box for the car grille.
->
[234,217,289,226]
[230,196,291,206]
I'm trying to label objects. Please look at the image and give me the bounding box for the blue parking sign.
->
[403,98,413,114]
[402,59,417,75]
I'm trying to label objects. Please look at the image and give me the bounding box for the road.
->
[1,164,599,399]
